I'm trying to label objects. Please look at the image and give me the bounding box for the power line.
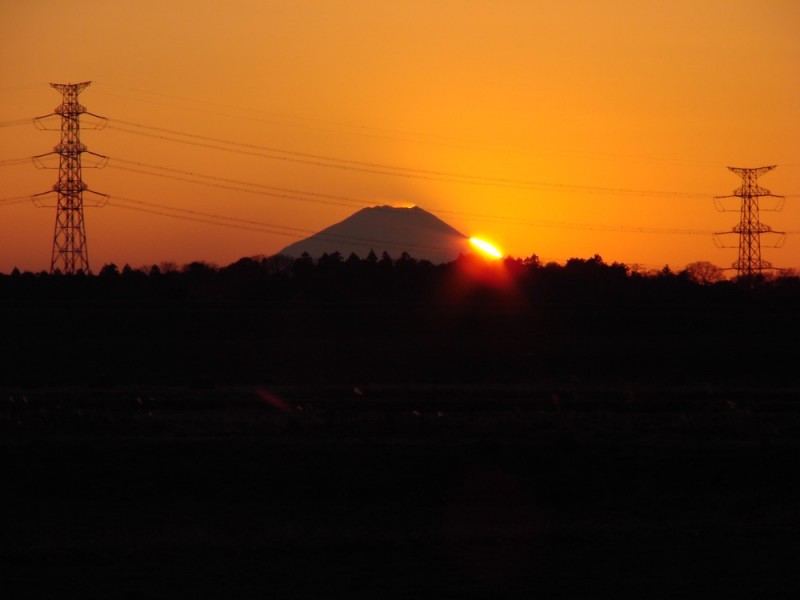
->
[109,191,716,247]
[9,87,796,258]
[0,139,730,237]
[3,145,787,239]
[93,87,405,145]
[95,83,736,167]
[107,118,714,197]
[433,207,713,236]
[109,195,466,256]
[112,187,723,236]
[105,156,717,235]
[108,159,371,209]
[109,123,517,187]
[110,164,357,208]
[0,118,32,128]
[0,195,33,206]
[0,157,31,167]
[111,196,309,237]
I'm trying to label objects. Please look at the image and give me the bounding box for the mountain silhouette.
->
[277,205,471,263]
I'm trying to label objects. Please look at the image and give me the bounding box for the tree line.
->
[2,251,800,386]
[3,251,800,307]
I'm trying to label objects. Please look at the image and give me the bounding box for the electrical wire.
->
[109,195,466,255]
[96,83,736,167]
[6,98,796,240]
[3,142,791,237]
[107,118,713,197]
[109,124,511,187]
[432,207,713,235]
[106,156,716,235]
[0,119,32,128]
[111,197,308,238]
[108,159,371,209]
[0,195,33,207]
[0,157,31,167]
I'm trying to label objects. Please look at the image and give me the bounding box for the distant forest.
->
[2,252,799,387]
[4,251,800,303]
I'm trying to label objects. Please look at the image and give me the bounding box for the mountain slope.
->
[277,205,470,264]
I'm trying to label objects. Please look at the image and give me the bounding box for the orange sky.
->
[1,0,799,274]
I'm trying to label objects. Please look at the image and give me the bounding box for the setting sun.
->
[469,237,503,259]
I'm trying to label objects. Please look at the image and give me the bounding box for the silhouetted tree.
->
[262,254,294,275]
[345,252,360,264]
[183,261,217,275]
[292,252,313,277]
[684,261,724,285]
[99,263,120,278]
[379,251,394,273]
[317,252,344,273]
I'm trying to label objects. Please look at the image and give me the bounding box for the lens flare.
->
[469,237,503,259]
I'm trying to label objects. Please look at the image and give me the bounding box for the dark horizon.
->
[2,251,799,388]
[4,246,800,598]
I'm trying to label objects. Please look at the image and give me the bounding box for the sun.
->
[469,237,503,259]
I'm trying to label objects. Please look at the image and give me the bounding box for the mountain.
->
[277,205,471,264]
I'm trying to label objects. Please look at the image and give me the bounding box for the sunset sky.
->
[1,0,799,274]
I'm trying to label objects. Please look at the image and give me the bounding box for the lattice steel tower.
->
[34,82,107,274]
[714,166,784,279]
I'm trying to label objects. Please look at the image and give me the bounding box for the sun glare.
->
[469,237,503,259]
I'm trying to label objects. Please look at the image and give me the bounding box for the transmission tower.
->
[33,82,107,274]
[714,165,785,279]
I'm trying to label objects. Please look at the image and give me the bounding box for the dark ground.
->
[3,266,800,597]
[3,385,800,599]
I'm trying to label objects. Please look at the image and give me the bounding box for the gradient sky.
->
[1,0,799,274]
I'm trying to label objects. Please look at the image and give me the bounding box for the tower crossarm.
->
[732,222,774,234]
[728,165,776,179]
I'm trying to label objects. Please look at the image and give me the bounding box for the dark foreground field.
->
[3,385,800,599]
